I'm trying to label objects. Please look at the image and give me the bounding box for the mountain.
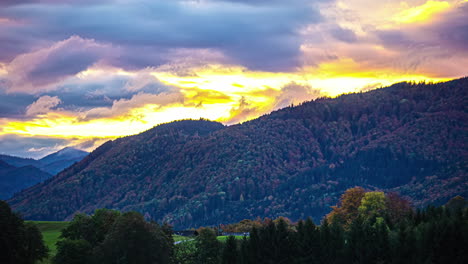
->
[37,147,89,175]
[0,161,52,200]
[0,147,88,176]
[0,147,88,199]
[8,78,468,227]
[0,155,39,168]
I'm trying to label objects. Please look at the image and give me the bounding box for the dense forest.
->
[2,188,467,264]
[8,78,468,228]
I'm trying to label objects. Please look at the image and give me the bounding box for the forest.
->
[8,78,468,228]
[2,187,467,264]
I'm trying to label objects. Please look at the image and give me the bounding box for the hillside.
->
[0,147,88,199]
[0,155,38,168]
[0,161,52,200]
[0,147,88,176]
[8,78,468,228]
[37,147,89,175]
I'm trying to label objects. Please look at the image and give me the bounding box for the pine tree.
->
[222,236,238,264]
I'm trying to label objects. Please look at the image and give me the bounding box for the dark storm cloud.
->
[0,92,35,118]
[0,0,326,71]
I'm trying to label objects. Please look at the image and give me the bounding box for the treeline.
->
[2,187,468,264]
[176,188,468,264]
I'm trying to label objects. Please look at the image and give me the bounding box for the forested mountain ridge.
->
[8,78,468,228]
[0,147,88,175]
[0,147,88,199]
[0,161,52,200]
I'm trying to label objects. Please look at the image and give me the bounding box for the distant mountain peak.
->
[39,147,88,162]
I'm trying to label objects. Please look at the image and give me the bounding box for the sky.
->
[0,0,467,158]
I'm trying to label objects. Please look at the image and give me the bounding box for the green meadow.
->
[27,221,69,264]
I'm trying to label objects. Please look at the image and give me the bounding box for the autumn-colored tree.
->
[327,186,366,228]
[385,192,412,225]
[358,191,387,222]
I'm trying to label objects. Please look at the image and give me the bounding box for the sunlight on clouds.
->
[303,58,451,96]
[77,67,136,79]
[153,65,296,94]
[1,102,235,138]
[394,1,450,24]
[0,61,454,143]
[0,62,7,75]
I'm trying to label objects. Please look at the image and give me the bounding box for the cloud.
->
[25,95,61,116]
[274,82,322,109]
[225,96,260,124]
[372,1,468,77]
[0,92,35,118]
[0,0,467,159]
[329,25,357,43]
[0,134,69,159]
[4,36,113,93]
[82,91,184,120]
[0,0,326,71]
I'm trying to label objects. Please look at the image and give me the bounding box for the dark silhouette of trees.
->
[201,190,468,264]
[195,228,221,264]
[221,236,238,264]
[0,201,48,264]
[54,210,173,264]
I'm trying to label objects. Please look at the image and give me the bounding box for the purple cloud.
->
[0,0,326,72]
[4,36,113,93]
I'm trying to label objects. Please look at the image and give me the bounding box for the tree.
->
[95,212,173,264]
[385,192,412,225]
[22,222,49,264]
[327,187,366,228]
[195,228,220,264]
[296,218,320,264]
[53,239,92,264]
[0,201,48,264]
[239,236,250,264]
[60,209,120,247]
[445,196,467,212]
[221,236,238,264]
[358,191,387,222]
[247,227,260,264]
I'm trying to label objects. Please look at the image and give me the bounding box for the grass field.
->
[216,235,246,242]
[30,221,247,263]
[28,221,69,264]
[174,234,194,242]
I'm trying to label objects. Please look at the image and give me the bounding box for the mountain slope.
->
[37,147,88,175]
[0,161,52,200]
[0,155,39,168]
[9,78,468,227]
[0,147,88,175]
[0,147,88,199]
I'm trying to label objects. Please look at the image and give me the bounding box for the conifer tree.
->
[221,236,238,264]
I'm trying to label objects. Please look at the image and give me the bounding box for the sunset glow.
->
[0,0,466,158]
